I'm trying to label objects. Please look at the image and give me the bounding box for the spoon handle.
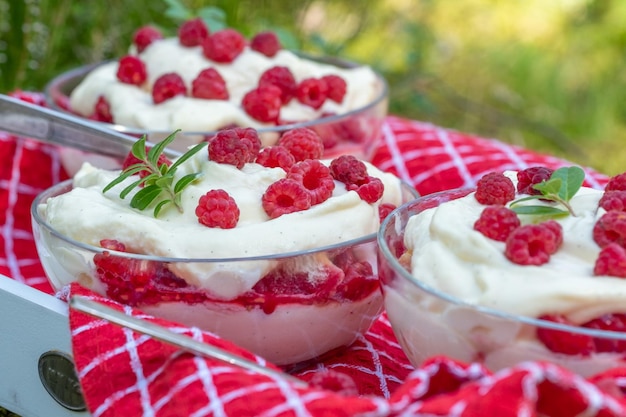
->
[0,94,181,159]
[70,295,307,387]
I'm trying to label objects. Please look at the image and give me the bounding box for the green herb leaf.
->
[147,131,178,166]
[131,136,147,160]
[102,130,205,217]
[153,199,172,218]
[130,185,163,210]
[174,172,203,193]
[170,141,207,171]
[120,178,143,199]
[511,205,569,216]
[551,166,585,201]
[532,178,562,197]
[512,166,585,219]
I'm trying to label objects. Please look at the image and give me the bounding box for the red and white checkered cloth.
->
[3,91,625,417]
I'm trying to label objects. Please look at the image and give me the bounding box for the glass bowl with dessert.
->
[45,18,388,168]
[377,166,626,377]
[32,126,416,366]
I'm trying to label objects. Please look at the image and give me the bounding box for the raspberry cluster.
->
[97,19,349,128]
[473,169,563,266]
[472,167,626,356]
[146,126,386,227]
[593,173,626,277]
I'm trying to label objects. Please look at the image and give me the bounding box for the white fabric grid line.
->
[380,121,412,184]
[3,137,26,283]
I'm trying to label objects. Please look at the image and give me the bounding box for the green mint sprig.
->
[510,166,585,218]
[102,131,207,217]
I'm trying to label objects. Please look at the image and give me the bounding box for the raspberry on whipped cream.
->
[67,22,382,152]
[381,168,626,376]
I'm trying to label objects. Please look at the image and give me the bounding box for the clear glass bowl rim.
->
[44,52,389,137]
[32,179,379,263]
[377,189,626,341]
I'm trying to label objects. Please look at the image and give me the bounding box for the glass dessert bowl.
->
[31,126,415,366]
[378,168,626,377]
[45,19,388,166]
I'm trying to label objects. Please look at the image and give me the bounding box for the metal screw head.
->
[38,351,86,411]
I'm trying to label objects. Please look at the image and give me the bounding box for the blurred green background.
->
[2,0,626,175]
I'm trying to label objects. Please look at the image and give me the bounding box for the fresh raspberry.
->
[250,31,282,57]
[191,68,229,100]
[230,127,261,161]
[332,250,378,301]
[599,191,626,212]
[329,155,368,185]
[594,243,626,277]
[296,77,329,109]
[122,147,171,179]
[584,313,626,353]
[133,25,163,53]
[347,176,384,204]
[247,263,342,314]
[152,73,187,104]
[178,17,209,47]
[322,74,347,103]
[262,178,312,218]
[100,239,126,252]
[536,314,594,356]
[94,240,201,306]
[116,55,147,85]
[91,95,113,123]
[258,66,296,104]
[242,85,282,123]
[474,172,515,205]
[277,127,324,161]
[516,166,554,195]
[208,130,251,169]
[202,29,246,63]
[195,189,239,229]
[505,222,562,265]
[287,159,335,205]
[543,220,564,248]
[378,203,396,223]
[473,206,521,242]
[605,172,626,192]
[593,211,626,249]
[255,146,296,171]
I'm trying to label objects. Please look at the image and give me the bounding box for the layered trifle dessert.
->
[55,18,386,159]
[379,166,626,376]
[33,126,407,365]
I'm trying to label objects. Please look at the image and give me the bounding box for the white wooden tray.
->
[0,275,88,416]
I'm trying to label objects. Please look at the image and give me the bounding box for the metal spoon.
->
[69,295,307,387]
[0,94,181,159]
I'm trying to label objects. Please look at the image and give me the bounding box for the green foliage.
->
[103,131,206,217]
[2,0,626,175]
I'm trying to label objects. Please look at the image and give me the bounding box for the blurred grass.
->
[1,0,626,175]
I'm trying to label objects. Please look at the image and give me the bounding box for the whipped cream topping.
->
[404,175,626,324]
[69,38,381,140]
[39,148,403,300]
